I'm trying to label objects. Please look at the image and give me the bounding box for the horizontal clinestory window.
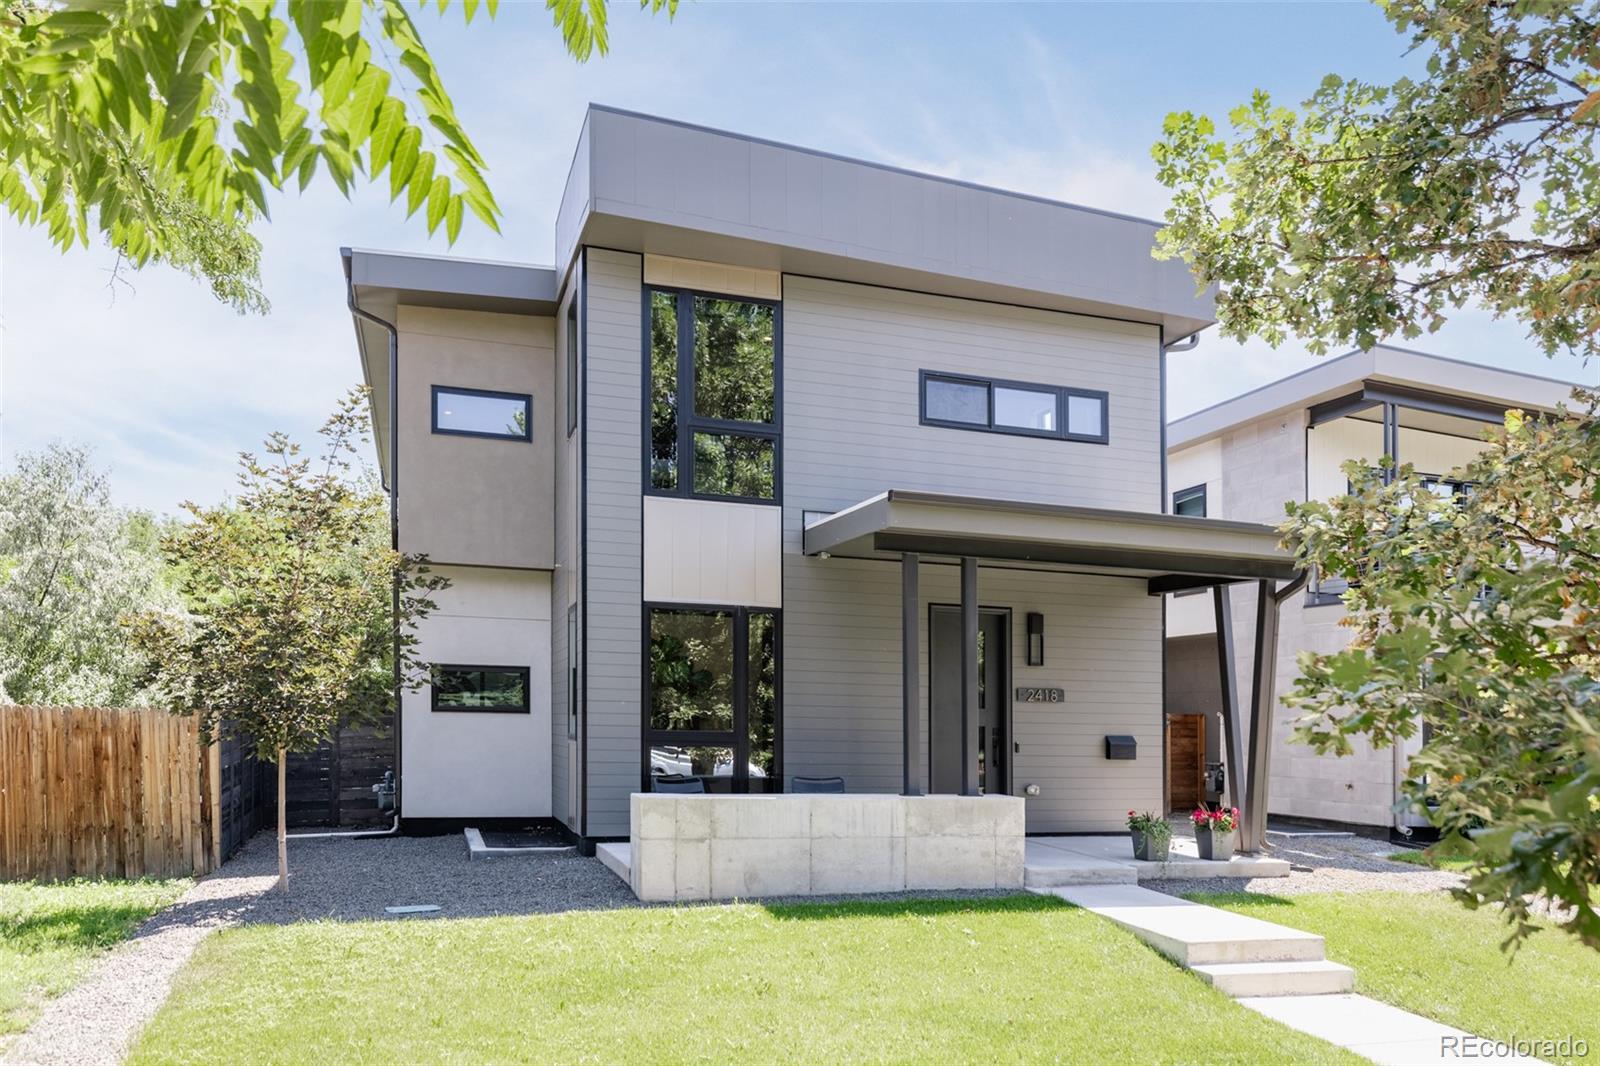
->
[919,371,1108,444]
[431,665,531,714]
[432,385,531,442]
[647,287,780,504]
[1172,484,1207,517]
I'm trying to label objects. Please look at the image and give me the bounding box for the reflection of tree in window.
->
[507,408,527,438]
[649,610,734,731]
[693,432,774,499]
[649,292,679,490]
[694,298,774,423]
[747,612,777,777]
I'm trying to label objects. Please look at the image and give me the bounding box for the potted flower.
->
[1193,805,1239,860]
[1126,810,1171,862]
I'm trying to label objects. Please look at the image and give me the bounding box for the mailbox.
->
[1104,735,1137,760]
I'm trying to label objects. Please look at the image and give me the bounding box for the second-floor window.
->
[432,386,531,442]
[647,288,780,503]
[919,371,1108,444]
[1172,484,1207,517]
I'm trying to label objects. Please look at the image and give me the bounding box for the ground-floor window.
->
[643,605,779,793]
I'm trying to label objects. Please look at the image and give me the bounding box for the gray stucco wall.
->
[395,306,556,568]
[1165,631,1222,760]
[582,249,644,837]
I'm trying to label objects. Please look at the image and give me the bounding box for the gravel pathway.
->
[1145,832,1465,898]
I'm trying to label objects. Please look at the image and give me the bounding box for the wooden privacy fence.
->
[0,705,233,882]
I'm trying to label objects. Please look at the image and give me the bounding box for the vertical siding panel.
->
[582,249,644,837]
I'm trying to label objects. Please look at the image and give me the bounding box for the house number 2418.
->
[1014,687,1065,703]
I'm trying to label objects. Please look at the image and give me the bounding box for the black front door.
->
[929,607,1009,795]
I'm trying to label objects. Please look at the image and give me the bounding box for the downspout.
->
[343,250,404,830]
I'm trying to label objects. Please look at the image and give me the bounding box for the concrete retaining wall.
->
[628,793,1025,901]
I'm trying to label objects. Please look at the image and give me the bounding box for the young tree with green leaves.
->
[1153,0,1600,949]
[0,0,675,310]
[129,389,445,892]
[0,442,179,706]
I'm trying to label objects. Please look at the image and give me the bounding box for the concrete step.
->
[595,841,631,885]
[1191,959,1355,997]
[1022,842,1138,887]
[1044,884,1326,966]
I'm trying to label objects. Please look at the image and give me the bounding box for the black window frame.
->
[918,370,1109,445]
[430,664,532,714]
[641,603,782,794]
[642,286,782,506]
[566,297,579,438]
[431,385,533,443]
[1172,483,1208,517]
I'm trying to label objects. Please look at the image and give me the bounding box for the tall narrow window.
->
[646,288,780,502]
[566,298,579,437]
[649,291,680,490]
[566,603,579,739]
[644,606,780,793]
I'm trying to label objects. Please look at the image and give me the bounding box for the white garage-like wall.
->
[401,566,553,818]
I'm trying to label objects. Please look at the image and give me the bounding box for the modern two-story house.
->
[1164,346,1578,833]
[341,106,1297,894]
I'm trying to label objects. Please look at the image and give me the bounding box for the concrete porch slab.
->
[596,841,631,885]
[1027,834,1291,882]
[1022,840,1137,887]
[1240,994,1546,1065]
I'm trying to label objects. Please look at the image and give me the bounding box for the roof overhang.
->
[341,248,561,484]
[557,105,1215,341]
[1170,345,1583,450]
[803,490,1297,593]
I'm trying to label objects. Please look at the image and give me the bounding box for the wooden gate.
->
[1166,713,1207,813]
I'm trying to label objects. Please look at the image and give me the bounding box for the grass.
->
[1385,848,1474,871]
[1189,891,1600,1066]
[130,895,1359,1065]
[0,878,189,1039]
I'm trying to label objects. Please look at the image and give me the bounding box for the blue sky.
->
[3,1,1593,513]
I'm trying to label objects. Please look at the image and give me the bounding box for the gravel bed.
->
[1144,832,1465,899]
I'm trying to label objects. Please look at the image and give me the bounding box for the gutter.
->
[343,249,405,825]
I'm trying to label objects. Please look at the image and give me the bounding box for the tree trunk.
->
[276,748,288,894]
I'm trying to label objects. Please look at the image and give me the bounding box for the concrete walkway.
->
[1037,883,1543,1064]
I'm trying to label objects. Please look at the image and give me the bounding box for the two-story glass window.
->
[648,289,780,502]
[920,371,1108,444]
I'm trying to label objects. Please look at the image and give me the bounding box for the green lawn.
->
[1385,848,1474,871]
[1,878,189,1039]
[131,895,1357,1065]
[1190,891,1600,1066]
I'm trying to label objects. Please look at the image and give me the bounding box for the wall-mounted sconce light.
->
[1026,612,1044,666]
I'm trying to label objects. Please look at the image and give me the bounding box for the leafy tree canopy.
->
[0,0,674,311]
[1285,405,1600,951]
[1153,0,1600,357]
[0,442,180,706]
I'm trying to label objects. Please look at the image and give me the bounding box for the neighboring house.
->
[341,105,1296,865]
[1164,346,1578,833]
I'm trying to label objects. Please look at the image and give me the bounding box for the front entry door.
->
[929,607,1009,795]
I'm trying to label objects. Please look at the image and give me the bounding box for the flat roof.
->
[803,490,1296,586]
[557,105,1214,339]
[1169,345,1583,450]
[341,248,562,484]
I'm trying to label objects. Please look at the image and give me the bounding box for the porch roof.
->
[801,490,1297,591]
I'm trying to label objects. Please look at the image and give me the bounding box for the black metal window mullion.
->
[676,291,695,494]
[732,607,750,791]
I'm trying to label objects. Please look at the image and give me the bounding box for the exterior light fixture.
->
[1026,612,1044,666]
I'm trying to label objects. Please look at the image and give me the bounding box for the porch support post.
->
[1243,579,1281,853]
[960,556,979,796]
[1211,584,1247,835]
[901,553,922,796]
[1382,401,1400,483]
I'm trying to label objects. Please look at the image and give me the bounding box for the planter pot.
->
[1197,827,1236,860]
[1130,830,1171,862]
